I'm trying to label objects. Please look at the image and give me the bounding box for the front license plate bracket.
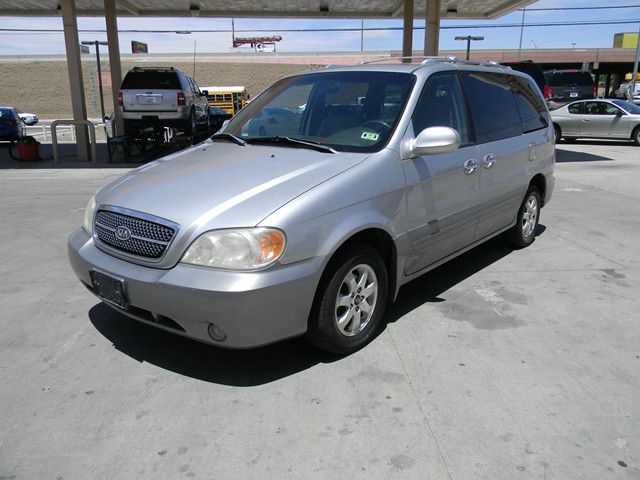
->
[90,270,128,309]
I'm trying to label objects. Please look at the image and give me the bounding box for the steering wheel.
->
[361,120,391,132]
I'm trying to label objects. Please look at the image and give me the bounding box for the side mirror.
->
[201,90,209,97]
[410,126,461,156]
[615,110,624,116]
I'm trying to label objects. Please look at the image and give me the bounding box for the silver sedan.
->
[551,99,640,145]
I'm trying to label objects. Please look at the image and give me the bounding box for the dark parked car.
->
[543,70,595,109]
[0,107,25,141]
[504,60,546,93]
[208,106,232,132]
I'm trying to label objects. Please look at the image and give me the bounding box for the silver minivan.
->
[69,58,555,354]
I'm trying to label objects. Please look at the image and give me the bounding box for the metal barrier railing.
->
[51,119,97,164]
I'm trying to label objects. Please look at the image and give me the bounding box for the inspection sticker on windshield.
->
[361,131,379,142]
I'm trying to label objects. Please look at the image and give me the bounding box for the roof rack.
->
[359,56,511,70]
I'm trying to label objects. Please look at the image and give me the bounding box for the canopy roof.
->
[0,0,535,19]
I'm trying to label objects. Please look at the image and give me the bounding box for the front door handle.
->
[482,153,496,169]
[463,158,478,175]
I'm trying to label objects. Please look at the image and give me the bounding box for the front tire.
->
[506,186,541,249]
[553,124,561,144]
[306,245,388,355]
[632,126,640,146]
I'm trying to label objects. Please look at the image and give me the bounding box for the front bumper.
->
[68,228,322,349]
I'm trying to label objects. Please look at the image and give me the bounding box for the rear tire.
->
[184,109,196,135]
[564,137,577,143]
[123,120,138,137]
[306,245,388,355]
[553,124,561,144]
[506,186,541,249]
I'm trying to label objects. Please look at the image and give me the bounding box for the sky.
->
[0,0,638,55]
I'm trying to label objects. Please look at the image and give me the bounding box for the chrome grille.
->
[94,209,178,259]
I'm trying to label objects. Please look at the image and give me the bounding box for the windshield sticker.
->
[361,131,380,142]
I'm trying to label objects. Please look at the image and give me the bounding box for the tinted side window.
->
[511,76,549,133]
[412,72,471,144]
[568,103,583,114]
[584,102,621,115]
[460,72,523,143]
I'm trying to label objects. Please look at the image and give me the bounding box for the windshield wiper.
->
[246,136,335,154]
[210,132,247,146]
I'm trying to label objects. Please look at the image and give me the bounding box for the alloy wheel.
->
[522,195,538,238]
[334,264,378,336]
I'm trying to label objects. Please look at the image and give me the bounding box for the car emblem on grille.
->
[115,226,132,241]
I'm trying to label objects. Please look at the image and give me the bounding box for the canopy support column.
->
[424,0,441,57]
[60,0,91,161]
[104,0,123,135]
[401,0,414,63]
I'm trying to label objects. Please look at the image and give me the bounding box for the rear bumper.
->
[68,228,323,349]
[120,108,186,122]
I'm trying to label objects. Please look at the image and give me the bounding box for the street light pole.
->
[517,1,526,60]
[81,40,108,120]
[455,35,484,61]
[630,24,640,102]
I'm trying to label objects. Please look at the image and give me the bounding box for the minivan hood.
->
[97,141,364,231]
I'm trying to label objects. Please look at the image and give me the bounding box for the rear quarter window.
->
[568,103,583,114]
[121,71,181,90]
[460,72,523,143]
[510,76,549,133]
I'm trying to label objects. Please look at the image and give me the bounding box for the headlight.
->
[83,195,96,234]
[181,227,286,270]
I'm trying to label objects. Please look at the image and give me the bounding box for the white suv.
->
[118,67,210,136]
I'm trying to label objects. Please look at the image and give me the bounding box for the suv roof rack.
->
[131,66,177,72]
[359,56,511,70]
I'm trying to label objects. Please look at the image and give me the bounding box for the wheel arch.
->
[316,226,399,305]
[530,173,547,207]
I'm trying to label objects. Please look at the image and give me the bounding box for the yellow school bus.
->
[203,86,250,115]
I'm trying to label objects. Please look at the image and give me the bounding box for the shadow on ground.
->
[555,146,615,163]
[89,224,545,386]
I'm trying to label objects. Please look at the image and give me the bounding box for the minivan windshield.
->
[223,71,415,153]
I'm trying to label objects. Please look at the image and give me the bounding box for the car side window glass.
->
[584,102,597,115]
[189,78,198,94]
[412,72,471,145]
[600,103,621,115]
[568,103,582,114]
[460,72,523,143]
[510,76,549,133]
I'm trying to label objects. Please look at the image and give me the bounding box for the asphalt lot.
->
[1,140,639,479]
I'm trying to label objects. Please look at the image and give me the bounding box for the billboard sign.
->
[131,41,148,54]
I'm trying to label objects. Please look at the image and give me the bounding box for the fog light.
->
[208,323,227,342]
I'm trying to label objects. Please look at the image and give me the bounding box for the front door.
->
[402,72,480,275]
[580,101,624,137]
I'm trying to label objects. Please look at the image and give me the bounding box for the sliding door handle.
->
[482,153,496,169]
[463,158,478,175]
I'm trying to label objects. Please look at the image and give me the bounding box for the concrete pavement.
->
[0,141,639,479]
